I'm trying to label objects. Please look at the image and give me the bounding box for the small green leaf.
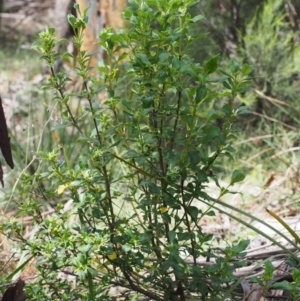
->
[207,110,224,121]
[292,267,300,284]
[48,27,55,35]
[202,126,220,143]
[159,52,169,63]
[271,280,294,292]
[136,53,149,65]
[190,15,205,23]
[62,52,73,60]
[162,213,171,224]
[241,64,252,76]
[186,206,199,222]
[231,239,250,254]
[78,245,91,253]
[286,256,299,268]
[236,106,252,115]
[227,133,238,141]
[205,54,220,74]
[117,52,128,62]
[177,232,191,241]
[188,150,200,166]
[37,151,48,159]
[220,69,231,77]
[67,14,77,28]
[264,260,274,282]
[222,81,232,89]
[122,244,132,253]
[87,267,98,276]
[222,104,233,115]
[92,207,101,219]
[230,170,246,185]
[70,180,82,187]
[168,231,176,243]
[181,114,194,128]
[230,60,240,74]
[124,149,139,159]
[223,151,235,161]
[225,145,236,153]
[40,172,50,178]
[195,85,207,104]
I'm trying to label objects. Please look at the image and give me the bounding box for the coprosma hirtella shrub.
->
[1,0,252,300]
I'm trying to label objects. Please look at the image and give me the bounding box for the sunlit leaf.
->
[107,252,117,260]
[57,183,69,195]
[160,207,169,214]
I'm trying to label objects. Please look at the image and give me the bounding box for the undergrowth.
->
[1,0,300,300]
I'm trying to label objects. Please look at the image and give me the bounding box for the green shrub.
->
[190,0,267,62]
[1,1,253,300]
[239,0,300,121]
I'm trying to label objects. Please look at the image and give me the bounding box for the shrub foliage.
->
[1,0,252,300]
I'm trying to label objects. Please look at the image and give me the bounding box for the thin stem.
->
[50,67,83,135]
[122,269,163,301]
[180,178,196,265]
